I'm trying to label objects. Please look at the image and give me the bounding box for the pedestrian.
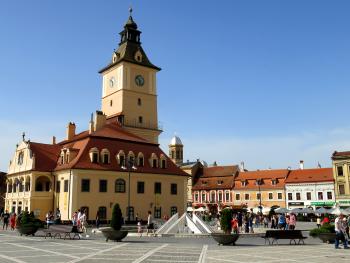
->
[46,211,53,229]
[231,215,238,234]
[237,212,243,233]
[278,214,286,230]
[95,211,100,229]
[146,211,155,236]
[316,217,321,228]
[244,215,249,233]
[55,208,61,224]
[79,209,87,233]
[137,220,143,237]
[1,210,10,230]
[77,209,82,229]
[263,216,269,228]
[72,211,78,226]
[335,213,349,249]
[10,213,16,230]
[248,214,254,233]
[289,213,297,230]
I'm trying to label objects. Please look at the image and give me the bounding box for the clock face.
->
[109,77,115,88]
[135,75,144,87]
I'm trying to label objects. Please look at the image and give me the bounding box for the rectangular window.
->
[218,192,222,202]
[139,157,144,167]
[154,182,161,194]
[137,181,144,194]
[296,192,301,200]
[256,193,261,200]
[98,206,107,220]
[194,193,199,202]
[64,180,69,192]
[56,181,60,193]
[81,179,90,192]
[288,193,293,200]
[337,166,344,176]
[268,193,273,200]
[99,180,107,192]
[235,193,240,200]
[92,153,98,163]
[202,192,206,202]
[277,193,282,200]
[306,192,311,200]
[245,193,250,200]
[318,192,323,200]
[225,192,230,202]
[339,185,345,195]
[171,183,177,195]
[154,207,161,218]
[211,192,216,202]
[171,206,177,216]
[327,191,332,200]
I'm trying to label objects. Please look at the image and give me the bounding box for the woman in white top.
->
[146,211,155,236]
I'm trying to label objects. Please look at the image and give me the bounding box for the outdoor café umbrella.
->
[329,207,349,215]
[274,207,290,214]
[195,207,206,212]
[186,207,194,212]
[298,208,315,214]
[315,207,329,214]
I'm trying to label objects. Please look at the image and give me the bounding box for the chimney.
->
[89,113,94,134]
[240,161,245,172]
[66,122,76,140]
[213,161,217,167]
[94,111,107,131]
[52,136,56,145]
[299,160,304,170]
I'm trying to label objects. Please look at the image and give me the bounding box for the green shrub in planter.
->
[110,203,123,231]
[309,223,335,237]
[16,211,43,228]
[220,209,233,234]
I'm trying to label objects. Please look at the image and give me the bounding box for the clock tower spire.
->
[99,9,162,144]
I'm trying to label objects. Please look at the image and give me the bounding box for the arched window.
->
[35,176,51,192]
[150,153,158,168]
[25,177,31,191]
[115,179,126,193]
[101,149,110,164]
[117,150,125,166]
[128,151,135,165]
[17,152,24,165]
[160,155,167,169]
[7,180,13,193]
[89,148,99,163]
[137,152,144,167]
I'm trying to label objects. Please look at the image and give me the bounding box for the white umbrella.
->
[315,207,329,214]
[330,207,349,215]
[186,207,194,212]
[298,208,315,214]
[274,207,290,214]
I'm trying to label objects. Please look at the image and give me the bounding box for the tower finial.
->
[22,132,25,141]
[129,6,133,17]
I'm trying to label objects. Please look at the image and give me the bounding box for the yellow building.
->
[5,11,188,221]
[332,151,350,207]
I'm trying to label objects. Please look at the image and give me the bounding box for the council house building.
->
[4,10,188,221]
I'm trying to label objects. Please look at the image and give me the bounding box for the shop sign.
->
[310,201,335,206]
[338,200,350,204]
[288,202,304,206]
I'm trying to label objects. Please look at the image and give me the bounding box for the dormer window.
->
[89,147,99,163]
[217,180,223,185]
[128,151,135,165]
[241,180,247,187]
[271,179,278,185]
[201,181,207,186]
[117,150,125,166]
[160,154,167,169]
[256,179,263,185]
[137,152,144,167]
[101,149,110,164]
[150,153,158,168]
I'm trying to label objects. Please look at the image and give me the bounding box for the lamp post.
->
[121,159,137,222]
[258,178,262,215]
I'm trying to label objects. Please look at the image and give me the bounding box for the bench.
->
[43,225,82,240]
[262,230,307,245]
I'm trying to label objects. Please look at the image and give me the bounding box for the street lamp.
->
[257,178,262,215]
[121,159,137,222]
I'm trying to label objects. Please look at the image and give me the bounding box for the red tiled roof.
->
[192,165,238,190]
[29,142,61,172]
[233,170,289,190]
[285,168,333,184]
[202,165,239,178]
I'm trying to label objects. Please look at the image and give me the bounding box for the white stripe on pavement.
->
[67,242,129,263]
[198,245,208,263]
[0,254,26,263]
[132,244,168,263]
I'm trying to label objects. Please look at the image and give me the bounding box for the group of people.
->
[71,209,88,235]
[45,208,61,228]
[0,210,16,230]
[334,213,350,249]
[137,211,155,237]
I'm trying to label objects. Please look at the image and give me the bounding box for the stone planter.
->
[17,224,40,236]
[318,233,336,244]
[211,233,240,245]
[101,228,128,242]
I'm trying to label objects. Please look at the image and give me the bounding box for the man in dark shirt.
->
[1,210,10,230]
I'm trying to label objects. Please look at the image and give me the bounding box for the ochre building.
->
[5,11,188,221]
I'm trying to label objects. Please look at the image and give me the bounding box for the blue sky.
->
[1,0,350,171]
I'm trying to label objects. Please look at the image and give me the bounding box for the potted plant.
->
[211,209,239,245]
[16,211,43,236]
[309,223,335,243]
[101,203,128,242]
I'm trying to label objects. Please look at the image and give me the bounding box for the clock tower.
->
[99,9,162,144]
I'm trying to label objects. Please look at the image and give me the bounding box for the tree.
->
[220,209,233,234]
[110,203,123,230]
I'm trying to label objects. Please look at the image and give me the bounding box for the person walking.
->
[95,211,100,229]
[316,217,321,228]
[289,213,297,230]
[278,214,286,230]
[1,210,10,230]
[334,213,349,249]
[10,213,16,230]
[146,211,155,236]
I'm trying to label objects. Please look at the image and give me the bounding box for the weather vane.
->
[129,6,133,16]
